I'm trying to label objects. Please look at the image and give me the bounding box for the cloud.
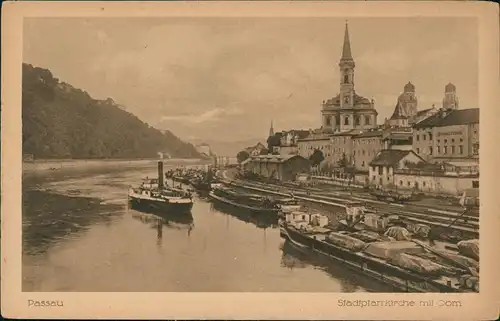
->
[160,106,243,124]
[23,17,478,142]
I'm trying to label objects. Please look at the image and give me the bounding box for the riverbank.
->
[22,158,211,173]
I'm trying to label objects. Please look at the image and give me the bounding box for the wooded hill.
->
[22,63,203,159]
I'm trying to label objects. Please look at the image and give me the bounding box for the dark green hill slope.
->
[22,63,202,159]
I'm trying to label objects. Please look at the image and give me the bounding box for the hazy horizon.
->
[24,17,478,144]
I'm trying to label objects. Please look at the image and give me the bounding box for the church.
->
[321,22,378,133]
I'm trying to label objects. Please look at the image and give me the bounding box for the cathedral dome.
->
[445,83,456,92]
[404,82,415,93]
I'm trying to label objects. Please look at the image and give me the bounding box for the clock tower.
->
[339,21,355,109]
[321,21,378,132]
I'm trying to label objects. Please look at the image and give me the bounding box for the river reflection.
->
[22,163,390,292]
[209,201,278,230]
[279,239,399,293]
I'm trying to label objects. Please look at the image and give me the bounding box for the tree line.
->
[22,63,203,160]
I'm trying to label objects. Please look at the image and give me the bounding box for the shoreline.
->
[22,158,212,172]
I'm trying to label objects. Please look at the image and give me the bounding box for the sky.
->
[23,17,478,143]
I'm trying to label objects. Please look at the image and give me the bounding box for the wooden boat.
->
[280,212,477,293]
[208,186,280,214]
[275,197,302,218]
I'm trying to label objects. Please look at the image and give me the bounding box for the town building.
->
[412,108,479,165]
[297,134,331,159]
[352,130,384,172]
[244,142,268,156]
[413,106,438,125]
[369,149,426,187]
[368,149,478,195]
[270,129,310,156]
[240,154,311,181]
[321,22,378,133]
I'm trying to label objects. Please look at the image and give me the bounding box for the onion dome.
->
[404,81,415,93]
[445,83,456,92]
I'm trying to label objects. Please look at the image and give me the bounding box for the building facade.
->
[412,108,479,163]
[241,155,311,181]
[352,130,384,172]
[321,22,378,133]
[368,149,425,187]
[297,136,331,159]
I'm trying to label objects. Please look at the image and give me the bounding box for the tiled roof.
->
[369,150,412,167]
[246,154,310,164]
[390,103,408,120]
[354,130,384,138]
[415,107,435,116]
[413,108,479,128]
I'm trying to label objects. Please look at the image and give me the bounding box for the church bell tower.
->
[339,21,355,109]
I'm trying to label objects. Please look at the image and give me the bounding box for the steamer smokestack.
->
[158,161,164,188]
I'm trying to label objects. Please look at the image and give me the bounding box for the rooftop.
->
[414,108,479,128]
[354,130,384,138]
[243,154,310,164]
[369,149,414,167]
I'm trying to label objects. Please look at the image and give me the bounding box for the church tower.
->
[339,21,355,109]
[268,120,274,137]
[320,21,378,132]
[442,83,459,109]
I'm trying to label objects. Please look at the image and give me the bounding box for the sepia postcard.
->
[2,1,499,319]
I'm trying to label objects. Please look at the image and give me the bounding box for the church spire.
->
[269,120,274,137]
[341,20,353,61]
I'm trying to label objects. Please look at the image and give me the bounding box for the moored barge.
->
[208,186,280,214]
[280,210,478,293]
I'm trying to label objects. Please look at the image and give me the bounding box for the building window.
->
[344,117,349,125]
[407,181,411,186]
[416,135,420,141]
[379,178,383,185]
[473,143,479,155]
[378,167,383,175]
[451,138,455,143]
[472,180,479,188]
[437,139,440,143]
[362,150,365,155]
[429,133,433,140]
[372,176,376,181]
[451,146,455,154]
[437,146,441,153]
[344,74,349,84]
[355,116,360,126]
[459,145,463,154]
[444,139,447,144]
[399,180,403,186]
[416,148,420,154]
[444,146,448,154]
[460,138,463,142]
[423,135,426,141]
[365,115,371,125]
[423,181,426,187]
[336,116,340,126]
[326,116,331,126]
[362,161,365,167]
[429,147,433,155]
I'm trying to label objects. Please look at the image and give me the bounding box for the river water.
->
[22,162,391,292]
